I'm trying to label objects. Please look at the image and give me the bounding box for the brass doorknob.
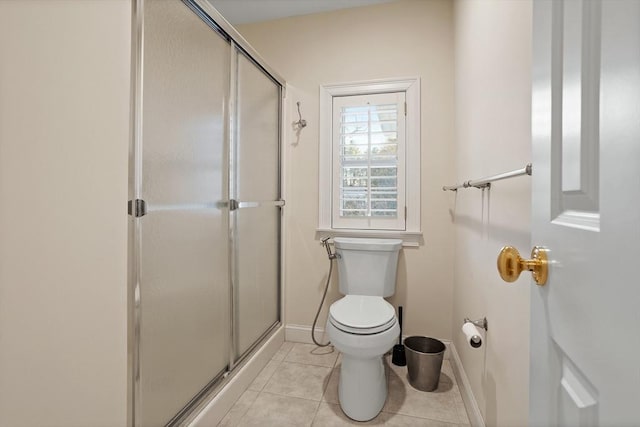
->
[497,246,548,286]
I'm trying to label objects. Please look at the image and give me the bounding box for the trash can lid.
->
[329,295,396,330]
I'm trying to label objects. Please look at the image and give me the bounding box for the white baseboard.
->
[449,342,485,427]
[285,323,329,344]
[188,326,284,427]
[285,324,451,360]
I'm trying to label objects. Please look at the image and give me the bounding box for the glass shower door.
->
[231,50,282,360]
[138,1,230,425]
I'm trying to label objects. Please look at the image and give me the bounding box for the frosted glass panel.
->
[234,52,281,358]
[236,53,280,201]
[139,1,230,425]
[234,207,280,356]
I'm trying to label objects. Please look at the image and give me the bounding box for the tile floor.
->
[218,342,471,426]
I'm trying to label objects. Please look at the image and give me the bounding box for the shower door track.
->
[165,321,281,427]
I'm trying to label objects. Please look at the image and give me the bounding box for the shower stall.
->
[128,0,284,425]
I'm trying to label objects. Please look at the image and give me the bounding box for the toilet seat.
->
[329,295,396,335]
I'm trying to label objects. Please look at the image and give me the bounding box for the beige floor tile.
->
[385,354,453,387]
[285,342,339,367]
[382,412,461,427]
[235,343,470,426]
[322,366,340,404]
[453,384,471,425]
[312,402,385,426]
[238,392,319,427]
[440,360,455,384]
[383,367,464,424]
[264,361,333,401]
[311,402,460,427]
[248,359,281,392]
[272,341,295,362]
[217,390,259,427]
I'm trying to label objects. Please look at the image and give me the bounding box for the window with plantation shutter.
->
[332,92,406,230]
[318,78,421,244]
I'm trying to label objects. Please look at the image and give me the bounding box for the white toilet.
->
[325,237,402,421]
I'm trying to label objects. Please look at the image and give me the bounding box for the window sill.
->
[315,228,423,247]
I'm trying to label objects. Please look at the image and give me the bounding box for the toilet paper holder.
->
[462,317,487,349]
[463,317,488,331]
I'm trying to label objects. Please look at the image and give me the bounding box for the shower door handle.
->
[228,199,285,211]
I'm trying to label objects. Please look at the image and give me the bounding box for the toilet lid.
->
[329,295,396,334]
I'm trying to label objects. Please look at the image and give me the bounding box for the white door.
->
[529,1,640,426]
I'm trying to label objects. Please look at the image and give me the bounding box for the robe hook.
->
[295,101,307,130]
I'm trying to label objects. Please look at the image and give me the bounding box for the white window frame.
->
[318,78,422,246]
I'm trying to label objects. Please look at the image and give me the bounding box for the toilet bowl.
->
[326,295,399,421]
[324,238,403,422]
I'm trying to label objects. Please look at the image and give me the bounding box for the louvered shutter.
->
[332,92,406,230]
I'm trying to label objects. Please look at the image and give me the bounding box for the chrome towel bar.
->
[442,163,532,191]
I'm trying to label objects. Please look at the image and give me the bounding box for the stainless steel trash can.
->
[404,336,445,392]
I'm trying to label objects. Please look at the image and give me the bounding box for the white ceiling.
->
[207,0,396,25]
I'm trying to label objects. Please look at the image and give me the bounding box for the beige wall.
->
[0,1,131,426]
[238,0,456,340]
[452,1,532,426]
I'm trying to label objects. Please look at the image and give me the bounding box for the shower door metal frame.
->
[228,42,285,372]
[128,0,286,425]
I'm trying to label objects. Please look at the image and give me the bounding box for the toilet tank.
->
[333,237,403,297]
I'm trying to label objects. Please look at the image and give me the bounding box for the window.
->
[318,78,421,244]
[333,92,406,230]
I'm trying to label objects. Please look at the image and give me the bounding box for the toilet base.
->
[338,354,387,421]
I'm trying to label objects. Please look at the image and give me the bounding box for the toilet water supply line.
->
[311,237,340,347]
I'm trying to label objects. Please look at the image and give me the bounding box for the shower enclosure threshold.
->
[178,325,285,426]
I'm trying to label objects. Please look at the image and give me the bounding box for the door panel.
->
[235,52,280,202]
[139,1,230,425]
[232,51,281,359]
[553,0,600,226]
[234,206,280,357]
[531,1,640,425]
